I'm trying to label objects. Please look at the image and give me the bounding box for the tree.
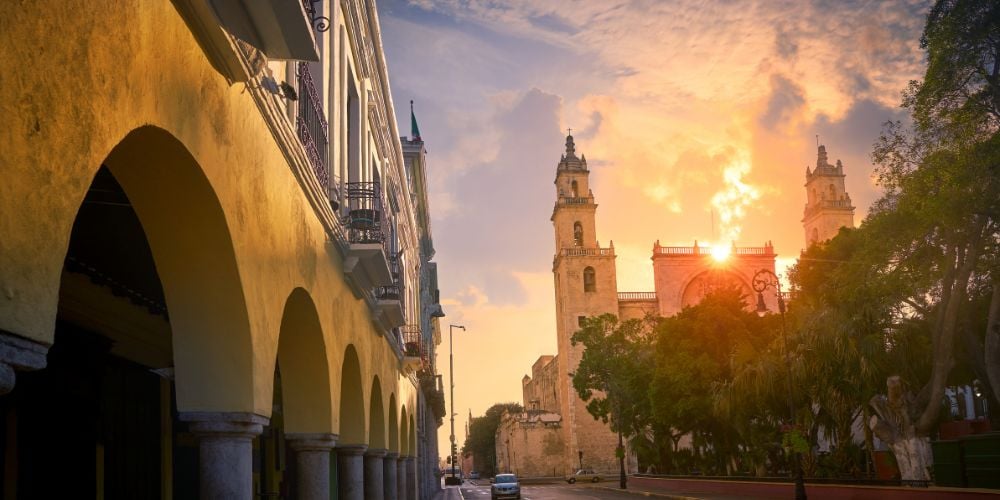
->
[651,288,779,475]
[571,313,656,486]
[862,0,1000,480]
[462,402,523,476]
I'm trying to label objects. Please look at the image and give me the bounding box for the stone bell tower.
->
[550,132,621,475]
[802,144,855,247]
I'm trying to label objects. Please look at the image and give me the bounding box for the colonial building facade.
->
[0,0,445,498]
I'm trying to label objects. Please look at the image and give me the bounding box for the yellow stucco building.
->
[0,0,446,498]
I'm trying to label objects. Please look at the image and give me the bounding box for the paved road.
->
[458,480,669,500]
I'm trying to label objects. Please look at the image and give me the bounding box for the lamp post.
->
[752,269,806,500]
[449,324,465,481]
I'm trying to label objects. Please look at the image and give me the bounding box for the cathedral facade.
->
[497,135,855,477]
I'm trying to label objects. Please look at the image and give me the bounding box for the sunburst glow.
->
[710,244,731,262]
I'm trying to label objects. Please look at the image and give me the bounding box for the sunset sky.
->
[377,0,931,456]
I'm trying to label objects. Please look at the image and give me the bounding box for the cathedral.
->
[495,134,856,477]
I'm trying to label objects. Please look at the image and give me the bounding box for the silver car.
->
[491,473,521,500]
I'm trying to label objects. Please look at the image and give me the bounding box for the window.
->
[346,72,361,184]
[578,316,586,327]
[571,180,579,197]
[828,184,836,198]
[573,222,583,247]
[583,267,596,292]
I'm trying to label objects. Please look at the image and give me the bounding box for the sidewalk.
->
[591,484,740,500]
[596,476,1000,500]
[431,485,465,500]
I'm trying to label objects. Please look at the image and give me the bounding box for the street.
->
[455,480,672,500]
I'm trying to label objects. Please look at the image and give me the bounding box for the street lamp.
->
[752,269,806,500]
[449,324,465,482]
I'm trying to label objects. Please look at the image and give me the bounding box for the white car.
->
[565,468,603,483]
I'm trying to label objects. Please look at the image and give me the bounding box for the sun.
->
[710,244,731,263]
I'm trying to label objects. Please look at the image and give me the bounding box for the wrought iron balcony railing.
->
[343,181,385,245]
[376,255,404,302]
[401,325,423,359]
[296,63,333,200]
[376,285,400,300]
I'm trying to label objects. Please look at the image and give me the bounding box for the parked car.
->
[469,471,481,479]
[565,468,602,483]
[491,473,521,500]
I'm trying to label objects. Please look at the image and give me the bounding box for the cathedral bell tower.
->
[802,144,855,247]
[550,132,621,475]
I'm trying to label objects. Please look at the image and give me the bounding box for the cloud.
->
[432,88,565,305]
[379,0,931,453]
[759,74,807,131]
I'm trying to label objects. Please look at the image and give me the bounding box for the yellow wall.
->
[0,0,417,448]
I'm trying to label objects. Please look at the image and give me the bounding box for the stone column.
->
[287,433,338,500]
[336,444,368,500]
[0,330,49,394]
[383,452,399,500]
[364,448,387,499]
[396,455,408,500]
[406,455,418,500]
[180,412,268,500]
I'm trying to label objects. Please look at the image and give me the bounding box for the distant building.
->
[802,145,856,246]
[501,133,790,476]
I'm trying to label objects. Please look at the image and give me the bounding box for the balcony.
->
[618,291,657,302]
[561,247,614,257]
[296,62,337,207]
[341,182,392,294]
[375,257,405,330]
[803,198,854,219]
[653,243,775,258]
[401,325,423,374]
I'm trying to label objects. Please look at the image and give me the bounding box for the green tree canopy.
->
[462,402,522,476]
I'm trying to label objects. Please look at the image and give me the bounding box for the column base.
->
[180,412,268,500]
[0,330,49,394]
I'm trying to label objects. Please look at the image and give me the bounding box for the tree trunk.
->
[869,376,933,481]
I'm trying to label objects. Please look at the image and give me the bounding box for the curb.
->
[591,485,702,500]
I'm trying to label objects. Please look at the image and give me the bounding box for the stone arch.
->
[369,376,387,448]
[388,393,399,453]
[399,405,409,455]
[100,126,255,412]
[570,179,579,197]
[339,345,367,444]
[276,288,334,433]
[679,269,752,309]
[573,222,583,247]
